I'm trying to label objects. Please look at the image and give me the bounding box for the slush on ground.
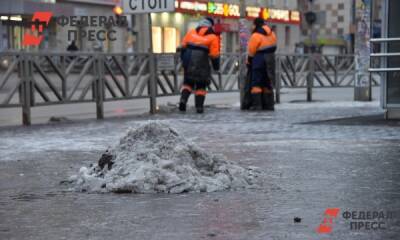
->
[71,122,259,193]
[0,95,399,240]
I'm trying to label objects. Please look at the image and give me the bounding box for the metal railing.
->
[275,53,381,102]
[155,53,241,96]
[369,37,400,117]
[276,54,381,87]
[370,38,400,72]
[0,52,380,125]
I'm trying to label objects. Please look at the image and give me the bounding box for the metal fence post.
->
[148,53,157,114]
[124,55,130,97]
[174,54,179,94]
[239,0,250,109]
[218,70,222,91]
[293,55,297,85]
[307,54,314,102]
[95,55,104,120]
[275,55,281,104]
[60,55,67,99]
[173,69,179,94]
[334,56,338,87]
[20,54,32,126]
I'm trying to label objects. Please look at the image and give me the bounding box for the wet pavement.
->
[0,100,400,240]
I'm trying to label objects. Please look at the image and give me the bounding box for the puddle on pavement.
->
[10,192,65,202]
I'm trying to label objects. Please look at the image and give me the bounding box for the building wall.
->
[299,0,354,53]
[313,0,353,39]
[264,0,297,9]
[259,0,300,53]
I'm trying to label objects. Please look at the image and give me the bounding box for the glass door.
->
[387,0,400,104]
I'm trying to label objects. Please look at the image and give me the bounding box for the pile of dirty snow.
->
[70,121,260,194]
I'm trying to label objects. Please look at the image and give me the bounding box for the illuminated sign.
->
[175,1,300,24]
[246,7,300,24]
[268,9,290,22]
[262,8,270,20]
[228,4,240,17]
[246,6,261,18]
[179,1,207,12]
[290,11,301,22]
[176,1,239,18]
[207,2,239,17]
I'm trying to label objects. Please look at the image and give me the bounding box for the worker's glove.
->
[180,49,186,61]
[211,57,220,71]
[246,56,253,69]
[246,56,253,71]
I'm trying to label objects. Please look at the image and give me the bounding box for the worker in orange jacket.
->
[179,17,220,114]
[247,18,277,110]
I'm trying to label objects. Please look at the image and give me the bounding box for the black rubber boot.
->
[250,93,263,111]
[195,95,205,114]
[179,90,191,112]
[262,90,275,111]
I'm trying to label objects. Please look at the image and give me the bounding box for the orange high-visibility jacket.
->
[181,26,221,82]
[248,25,277,57]
[182,27,220,59]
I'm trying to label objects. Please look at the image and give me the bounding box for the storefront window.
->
[11,25,23,50]
[164,27,179,53]
[176,29,181,49]
[152,26,180,53]
[152,26,162,53]
[387,0,400,104]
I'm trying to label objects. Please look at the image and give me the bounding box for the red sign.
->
[23,12,53,47]
[214,23,231,33]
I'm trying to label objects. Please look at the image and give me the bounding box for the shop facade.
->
[150,0,301,54]
[1,0,301,54]
[0,0,58,51]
